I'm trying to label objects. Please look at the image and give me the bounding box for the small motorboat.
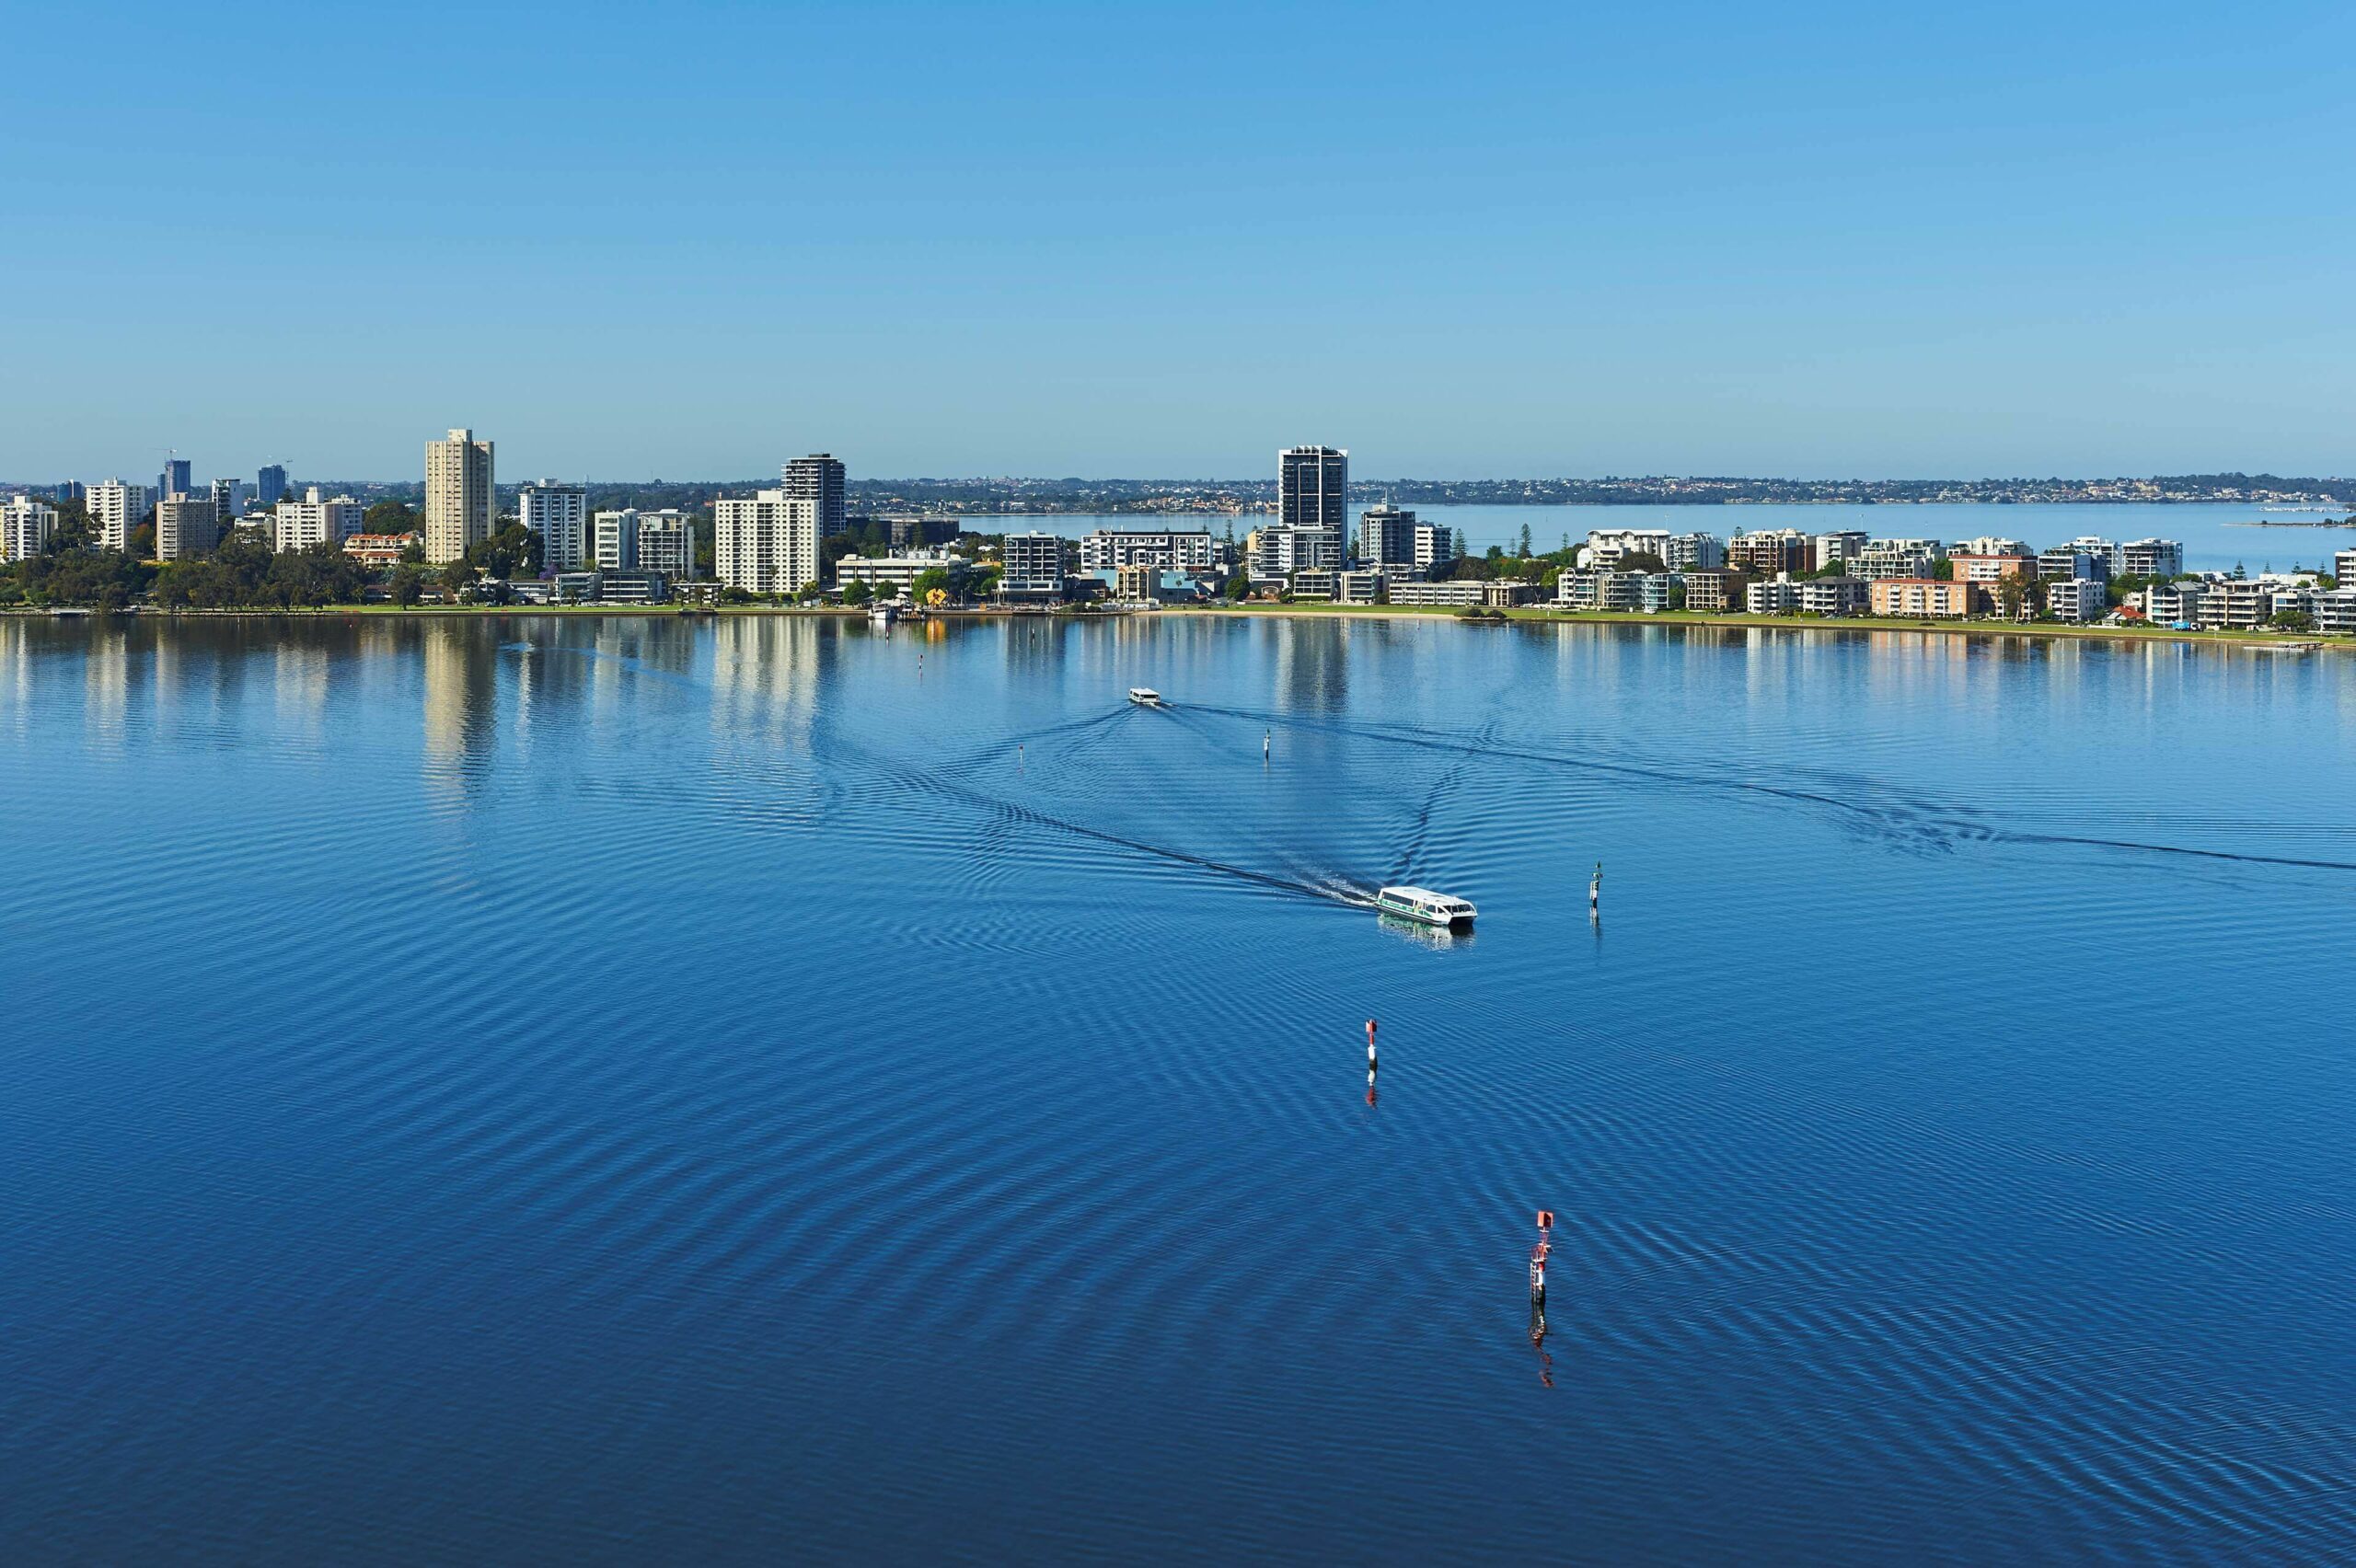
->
[1127,687,1163,707]
[1375,885,1476,928]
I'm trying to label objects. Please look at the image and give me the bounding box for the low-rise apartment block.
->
[272,487,364,553]
[1869,578,1976,617]
[1079,528,1216,573]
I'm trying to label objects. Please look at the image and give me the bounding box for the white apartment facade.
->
[87,479,154,552]
[271,487,364,552]
[713,489,819,595]
[2,495,57,560]
[1078,528,1217,573]
[520,482,588,572]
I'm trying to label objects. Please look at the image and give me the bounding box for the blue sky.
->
[5,1,2352,480]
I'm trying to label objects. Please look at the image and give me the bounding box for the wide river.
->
[3,611,2352,1563]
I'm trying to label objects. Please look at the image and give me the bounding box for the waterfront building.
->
[1387,580,1484,607]
[1582,527,1672,570]
[1812,532,1869,572]
[1854,540,1941,581]
[272,487,364,552]
[2336,548,2356,584]
[2117,538,2185,578]
[343,532,421,567]
[1278,445,1347,564]
[2,495,57,560]
[424,428,494,565]
[1795,577,1868,615]
[1335,569,1386,605]
[1412,521,1455,573]
[1356,504,1417,569]
[2313,588,2356,634]
[1288,568,1336,601]
[87,479,154,552]
[2046,578,2108,623]
[635,511,696,579]
[1113,563,1163,602]
[1484,579,1537,608]
[596,571,669,605]
[256,464,287,510]
[156,493,219,560]
[519,482,588,572]
[2142,582,2201,626]
[1557,569,1643,611]
[1955,535,2030,558]
[713,489,820,596]
[1949,552,2038,594]
[1747,576,1801,614]
[999,531,1068,603]
[1664,532,1726,571]
[782,454,848,539]
[2194,579,2277,632]
[594,509,640,571]
[1078,528,1216,572]
[1729,529,1812,576]
[835,549,972,599]
[1680,569,1737,612]
[1250,523,1339,576]
[1869,578,1976,618]
[2038,546,2109,582]
[552,571,603,604]
[1635,572,1682,613]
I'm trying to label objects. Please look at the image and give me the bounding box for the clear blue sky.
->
[6,1,2352,481]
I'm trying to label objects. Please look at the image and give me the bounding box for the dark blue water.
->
[3,614,2352,1564]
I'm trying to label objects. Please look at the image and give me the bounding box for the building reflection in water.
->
[710,615,822,752]
[421,622,500,803]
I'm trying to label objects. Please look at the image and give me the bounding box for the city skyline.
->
[6,3,2353,478]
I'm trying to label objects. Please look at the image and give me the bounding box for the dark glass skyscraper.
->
[781,454,847,539]
[1278,445,1347,563]
[257,464,288,510]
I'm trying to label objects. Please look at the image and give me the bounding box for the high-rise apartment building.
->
[593,509,640,571]
[156,493,220,560]
[1412,521,1455,573]
[1357,503,1416,568]
[519,482,588,572]
[1279,445,1348,564]
[714,490,819,596]
[999,532,1069,602]
[635,511,696,579]
[272,487,364,553]
[2,495,58,560]
[424,428,494,564]
[87,479,155,552]
[256,464,288,510]
[211,477,244,522]
[781,454,847,539]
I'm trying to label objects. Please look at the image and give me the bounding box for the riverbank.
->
[7,600,2347,651]
[1170,602,2354,650]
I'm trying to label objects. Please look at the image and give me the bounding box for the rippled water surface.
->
[3,614,2352,1564]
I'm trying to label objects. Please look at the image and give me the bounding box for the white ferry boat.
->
[1375,885,1476,928]
[1127,687,1163,707]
